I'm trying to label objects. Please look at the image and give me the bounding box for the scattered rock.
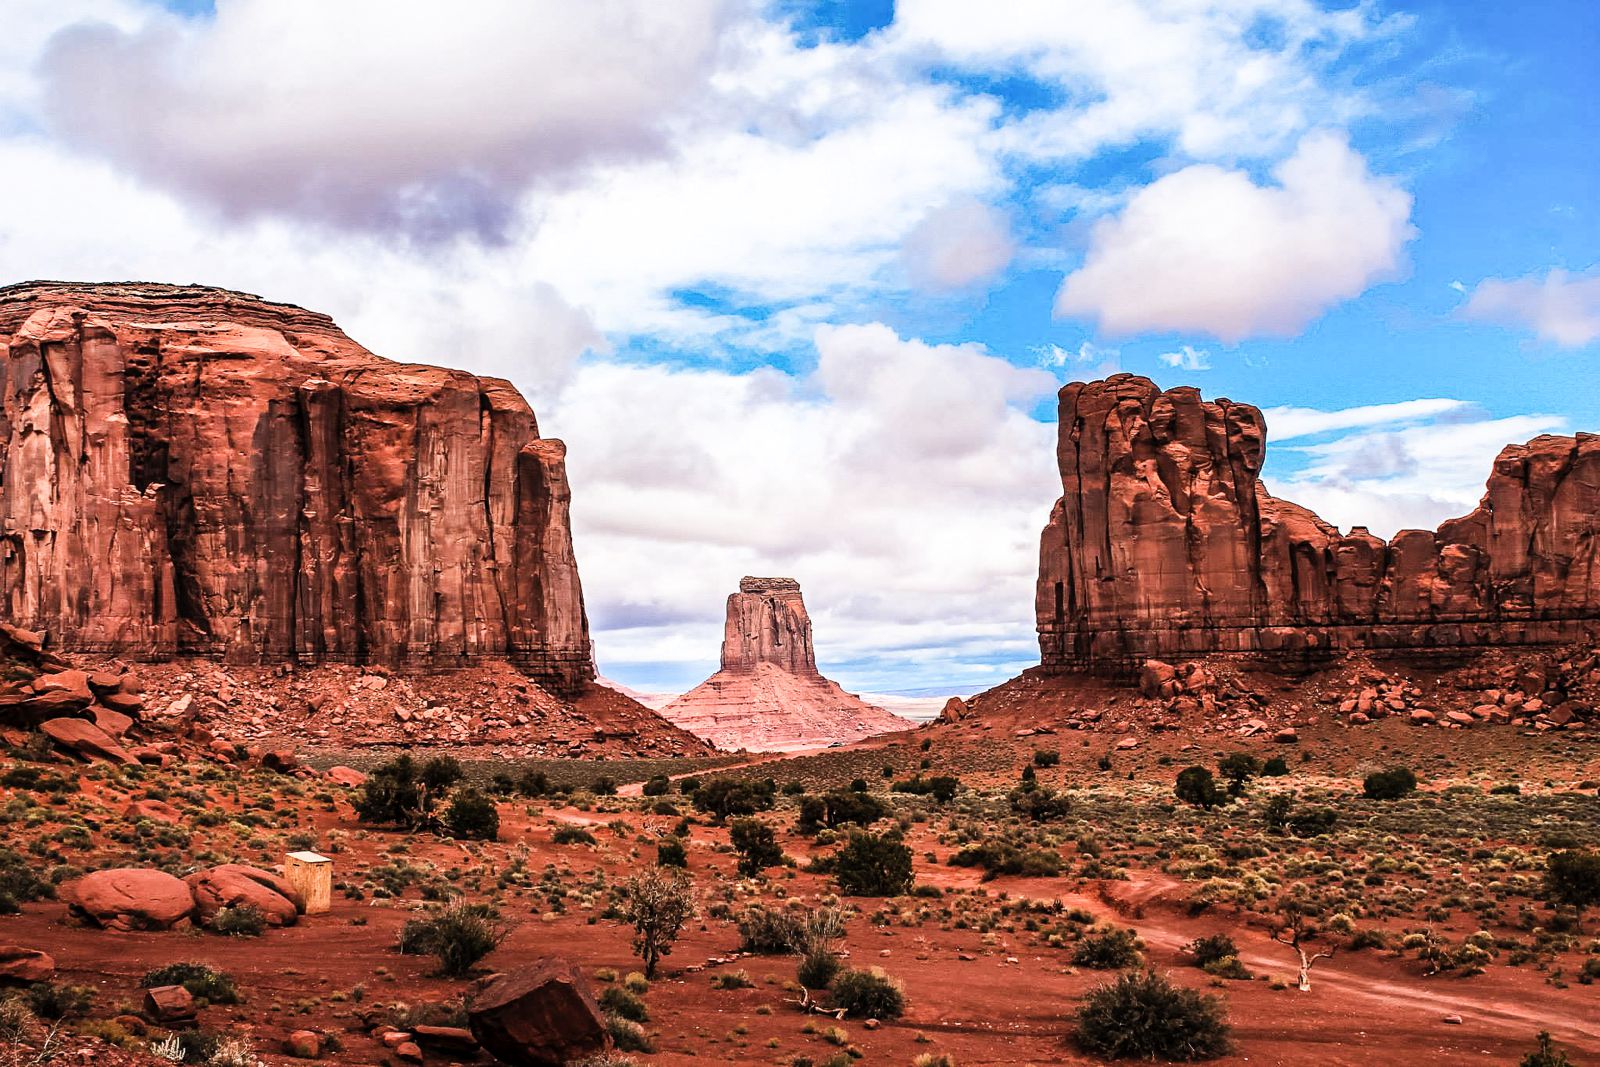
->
[467,957,609,1067]
[40,717,136,764]
[0,945,55,983]
[143,985,196,1024]
[283,1031,322,1059]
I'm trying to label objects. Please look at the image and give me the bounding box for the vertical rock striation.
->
[0,281,593,694]
[1037,374,1600,673]
[659,577,908,751]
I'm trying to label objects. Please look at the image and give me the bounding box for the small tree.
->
[443,789,499,840]
[1175,766,1225,810]
[656,837,688,868]
[730,818,784,877]
[1520,1031,1575,1067]
[1217,754,1261,797]
[1363,767,1417,800]
[1273,897,1335,992]
[693,778,776,820]
[833,830,914,897]
[357,755,464,831]
[1544,849,1600,929]
[623,869,696,978]
[1074,970,1230,1061]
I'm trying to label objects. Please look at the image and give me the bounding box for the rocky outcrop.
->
[467,957,608,1067]
[0,282,593,694]
[659,577,908,751]
[1037,374,1600,673]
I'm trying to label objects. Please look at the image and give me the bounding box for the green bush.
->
[356,755,463,830]
[599,984,649,1022]
[738,906,804,954]
[23,982,93,1020]
[605,1013,655,1053]
[396,900,505,977]
[830,968,905,1019]
[1175,766,1225,810]
[443,788,499,841]
[0,848,50,913]
[949,842,1061,880]
[656,837,688,868]
[730,818,784,877]
[516,769,550,796]
[1075,969,1231,1061]
[832,830,914,897]
[800,790,887,833]
[553,825,596,846]
[1032,749,1061,768]
[1519,1031,1574,1067]
[642,775,672,797]
[1544,849,1600,919]
[1186,934,1250,979]
[1261,756,1289,777]
[692,778,776,820]
[1363,767,1417,800]
[209,904,267,938]
[140,963,240,1005]
[1071,925,1143,969]
[1217,754,1261,796]
[1007,785,1072,821]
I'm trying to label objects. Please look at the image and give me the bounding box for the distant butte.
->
[1036,373,1600,673]
[658,576,910,752]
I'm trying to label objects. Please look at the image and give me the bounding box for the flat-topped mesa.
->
[660,576,908,752]
[1037,373,1600,673]
[721,576,817,675]
[0,281,595,695]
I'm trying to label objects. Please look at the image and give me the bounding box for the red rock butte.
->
[1036,374,1600,674]
[659,576,908,751]
[0,281,593,695]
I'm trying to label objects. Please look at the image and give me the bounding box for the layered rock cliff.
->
[0,281,594,694]
[1037,374,1600,672]
[659,577,909,751]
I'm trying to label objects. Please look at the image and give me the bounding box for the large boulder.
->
[467,957,608,1067]
[0,690,92,728]
[186,864,304,927]
[0,945,55,983]
[66,869,195,931]
[40,717,137,764]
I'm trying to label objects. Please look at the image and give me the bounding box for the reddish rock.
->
[0,945,55,982]
[327,765,367,787]
[33,669,92,699]
[0,281,594,696]
[142,985,195,1023]
[0,689,91,727]
[412,1025,479,1053]
[124,799,181,824]
[658,577,908,752]
[88,705,135,738]
[98,690,144,715]
[467,957,609,1067]
[66,868,195,931]
[40,716,136,764]
[284,1031,322,1058]
[186,864,304,927]
[258,747,299,773]
[1037,375,1600,673]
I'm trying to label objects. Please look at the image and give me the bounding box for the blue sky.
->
[3,0,1597,697]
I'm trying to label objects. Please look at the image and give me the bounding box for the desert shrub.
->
[1261,756,1289,777]
[793,906,848,990]
[656,837,687,868]
[209,904,267,938]
[1520,1031,1575,1067]
[553,825,596,846]
[738,906,804,954]
[730,818,784,877]
[1287,805,1337,837]
[1071,925,1143,969]
[798,950,841,990]
[830,968,905,1019]
[1175,767,1225,810]
[800,790,888,834]
[396,900,505,977]
[591,777,618,797]
[0,848,50,913]
[24,982,93,1020]
[948,842,1061,880]
[1363,767,1418,800]
[693,778,776,820]
[1187,934,1249,979]
[516,769,550,796]
[623,868,696,977]
[833,830,913,896]
[1032,749,1061,768]
[1544,850,1600,920]
[605,1014,654,1053]
[641,775,672,797]
[1217,754,1261,796]
[443,788,499,841]
[1007,785,1072,821]
[356,755,463,830]
[1074,969,1231,1061]
[599,985,648,1022]
[142,963,240,1005]
[889,775,960,803]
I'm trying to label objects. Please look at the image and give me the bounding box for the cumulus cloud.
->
[901,199,1015,290]
[37,0,732,240]
[1055,132,1415,341]
[1158,345,1211,371]
[1265,404,1568,539]
[1461,267,1600,347]
[550,324,1059,691]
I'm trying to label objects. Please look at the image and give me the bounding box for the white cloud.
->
[1038,340,1121,379]
[1158,344,1211,371]
[551,324,1060,691]
[901,199,1015,290]
[1262,397,1471,440]
[1461,267,1600,348]
[1055,131,1415,341]
[1266,408,1569,539]
[36,0,733,239]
